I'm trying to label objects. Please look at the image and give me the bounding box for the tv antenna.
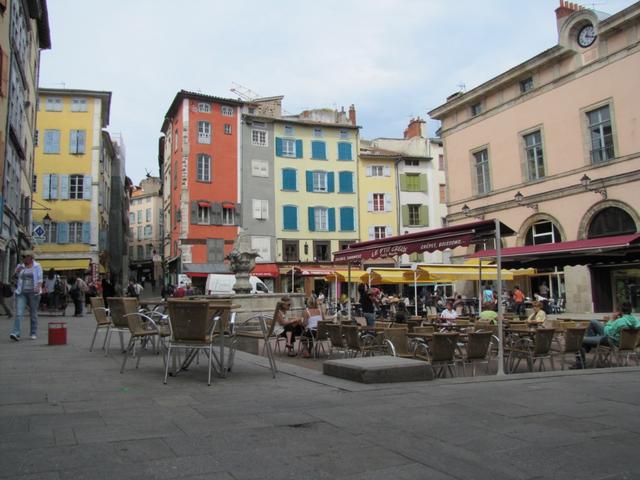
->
[230,82,262,101]
[457,83,466,93]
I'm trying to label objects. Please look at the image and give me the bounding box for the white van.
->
[205,274,270,295]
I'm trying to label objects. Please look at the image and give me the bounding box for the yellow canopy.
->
[325,270,369,283]
[38,258,91,271]
[463,258,536,276]
[368,268,433,285]
[417,264,514,281]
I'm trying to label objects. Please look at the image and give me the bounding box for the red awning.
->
[333,220,514,263]
[470,233,640,267]
[251,263,279,278]
[197,201,210,208]
[186,272,208,278]
[295,267,335,276]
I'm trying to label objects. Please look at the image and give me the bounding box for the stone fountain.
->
[226,232,260,294]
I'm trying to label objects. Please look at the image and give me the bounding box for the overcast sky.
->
[40,0,636,185]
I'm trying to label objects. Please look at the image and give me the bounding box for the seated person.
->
[453,294,464,312]
[478,302,498,324]
[394,302,408,324]
[300,296,323,358]
[272,296,302,357]
[583,302,640,351]
[526,300,546,326]
[439,301,458,323]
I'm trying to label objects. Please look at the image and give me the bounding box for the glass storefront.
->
[612,268,640,313]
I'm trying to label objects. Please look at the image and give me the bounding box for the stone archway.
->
[516,213,567,247]
[577,200,640,240]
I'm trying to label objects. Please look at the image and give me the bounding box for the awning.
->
[368,268,432,285]
[186,272,208,278]
[470,233,640,268]
[38,258,91,271]
[333,220,515,263]
[251,263,279,278]
[198,201,210,208]
[417,264,516,281]
[295,267,335,276]
[325,270,369,282]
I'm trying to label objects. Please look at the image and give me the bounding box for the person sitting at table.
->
[526,300,546,326]
[582,302,640,352]
[453,294,464,314]
[394,302,408,324]
[272,295,302,357]
[300,296,323,358]
[478,302,498,324]
[439,301,458,323]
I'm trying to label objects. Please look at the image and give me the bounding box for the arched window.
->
[587,207,636,239]
[525,221,562,246]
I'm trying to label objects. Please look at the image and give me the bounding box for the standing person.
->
[101,275,116,308]
[126,280,138,298]
[43,269,59,308]
[10,250,43,341]
[358,284,375,326]
[513,285,525,316]
[482,283,495,306]
[69,277,84,317]
[538,281,550,313]
[0,279,13,317]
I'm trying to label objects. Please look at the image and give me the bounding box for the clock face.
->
[578,24,597,48]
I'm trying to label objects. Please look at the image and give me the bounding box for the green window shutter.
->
[402,205,410,226]
[419,174,428,192]
[308,207,315,231]
[419,205,428,226]
[400,174,407,191]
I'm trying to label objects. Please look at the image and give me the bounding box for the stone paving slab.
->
[1,313,640,479]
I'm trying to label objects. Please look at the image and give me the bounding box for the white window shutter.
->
[366,166,372,177]
[385,226,393,237]
[252,199,262,219]
[368,226,375,240]
[384,166,391,176]
[384,194,392,212]
[367,193,373,212]
[261,200,269,219]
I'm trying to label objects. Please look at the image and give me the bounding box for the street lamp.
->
[580,174,607,199]
[42,213,52,228]
[514,191,538,212]
[461,204,484,220]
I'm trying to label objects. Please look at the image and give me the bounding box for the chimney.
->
[348,104,356,126]
[556,0,583,26]
[403,117,426,139]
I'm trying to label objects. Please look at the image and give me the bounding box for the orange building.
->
[160,91,243,287]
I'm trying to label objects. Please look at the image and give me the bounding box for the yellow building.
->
[274,108,359,293]
[33,88,111,277]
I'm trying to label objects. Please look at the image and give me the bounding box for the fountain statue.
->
[226,232,260,294]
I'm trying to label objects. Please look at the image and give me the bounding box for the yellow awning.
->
[368,268,433,285]
[463,259,536,276]
[325,270,369,283]
[38,259,91,271]
[417,264,515,281]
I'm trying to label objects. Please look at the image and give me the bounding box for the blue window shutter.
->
[281,169,288,189]
[42,174,50,200]
[283,206,297,230]
[69,130,77,153]
[59,175,69,199]
[308,207,315,231]
[328,208,336,232]
[282,169,296,190]
[275,137,283,157]
[43,131,52,153]
[82,222,91,243]
[306,171,313,192]
[338,142,352,160]
[295,139,303,158]
[312,141,326,159]
[339,171,353,193]
[50,174,59,199]
[340,207,354,231]
[78,130,86,154]
[57,222,69,244]
[52,130,60,153]
[83,175,92,199]
[327,172,335,193]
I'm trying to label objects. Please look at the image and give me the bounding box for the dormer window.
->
[520,77,534,93]
[471,102,482,117]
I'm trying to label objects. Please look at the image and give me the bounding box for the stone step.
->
[323,356,434,384]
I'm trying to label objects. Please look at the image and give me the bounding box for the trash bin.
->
[48,322,67,345]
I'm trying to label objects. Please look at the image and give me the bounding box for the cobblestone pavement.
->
[1,310,639,479]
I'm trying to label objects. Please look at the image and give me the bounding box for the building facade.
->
[107,133,130,289]
[0,0,50,280]
[33,88,111,279]
[160,91,243,289]
[429,1,640,312]
[128,176,162,285]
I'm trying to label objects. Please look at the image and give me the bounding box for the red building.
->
[160,91,244,288]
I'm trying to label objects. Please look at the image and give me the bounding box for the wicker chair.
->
[89,297,110,352]
[104,297,132,356]
[555,327,587,370]
[384,327,427,359]
[164,299,220,386]
[312,320,333,357]
[429,332,460,378]
[459,331,493,376]
[342,325,376,357]
[233,313,277,378]
[508,328,556,373]
[327,324,347,358]
[595,328,640,367]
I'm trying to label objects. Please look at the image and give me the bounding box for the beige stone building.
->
[429,1,640,313]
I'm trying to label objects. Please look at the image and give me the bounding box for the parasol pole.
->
[495,218,505,376]
[347,262,352,323]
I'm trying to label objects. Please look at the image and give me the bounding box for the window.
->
[137,245,144,259]
[174,129,179,151]
[252,129,267,147]
[520,77,534,93]
[251,159,268,177]
[312,171,328,192]
[69,129,86,154]
[197,205,210,224]
[405,159,419,166]
[369,166,384,177]
[374,226,387,239]
[221,105,234,116]
[474,149,491,194]
[197,121,211,144]
[45,97,62,111]
[224,124,232,135]
[283,205,298,230]
[524,130,545,180]
[284,125,294,136]
[314,207,328,231]
[251,236,271,262]
[337,142,352,160]
[283,241,298,261]
[137,226,142,240]
[282,138,296,157]
[69,222,83,243]
[311,141,327,160]
[588,207,636,239]
[144,225,152,238]
[69,175,84,199]
[146,244,153,257]
[338,171,353,193]
[525,221,562,246]
[339,129,349,139]
[145,208,151,222]
[71,98,87,112]
[197,102,210,113]
[405,173,420,191]
[252,199,268,220]
[137,210,143,223]
[438,154,444,171]
[471,102,482,117]
[372,193,385,212]
[408,205,421,226]
[129,212,134,224]
[44,222,57,244]
[587,105,614,163]
[282,168,297,190]
[439,184,446,203]
[197,154,211,182]
[43,129,60,154]
[339,207,355,231]
[314,241,330,261]
[313,128,323,137]
[222,207,235,225]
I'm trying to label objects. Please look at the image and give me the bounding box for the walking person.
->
[9,250,43,341]
[0,279,13,317]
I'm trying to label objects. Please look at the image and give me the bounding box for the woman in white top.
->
[439,301,458,323]
[301,296,323,358]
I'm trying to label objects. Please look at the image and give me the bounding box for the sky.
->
[40,0,637,185]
